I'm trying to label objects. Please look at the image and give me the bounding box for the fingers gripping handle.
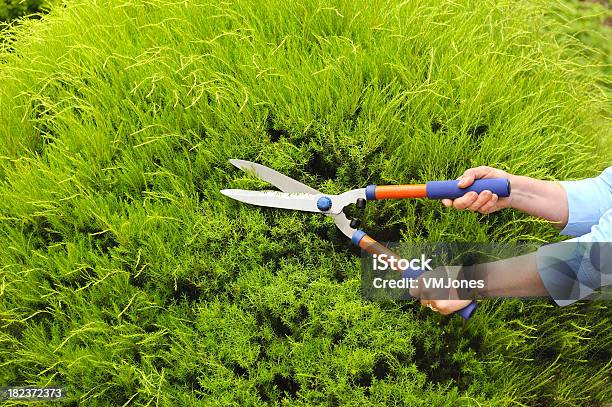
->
[401,266,477,320]
[426,178,510,200]
[351,230,477,320]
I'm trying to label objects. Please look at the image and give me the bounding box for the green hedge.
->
[0,0,610,405]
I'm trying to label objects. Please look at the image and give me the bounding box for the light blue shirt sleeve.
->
[558,167,612,236]
[536,167,612,306]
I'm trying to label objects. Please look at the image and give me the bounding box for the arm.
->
[442,166,569,227]
[504,175,568,227]
[446,166,612,234]
[474,252,549,297]
[416,253,549,315]
[423,166,612,314]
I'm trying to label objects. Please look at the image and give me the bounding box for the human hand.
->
[421,299,474,315]
[409,266,476,315]
[442,166,512,214]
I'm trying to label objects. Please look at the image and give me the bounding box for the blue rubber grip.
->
[351,230,367,246]
[365,185,377,200]
[426,178,510,200]
[456,301,477,320]
[401,266,424,280]
[402,268,477,320]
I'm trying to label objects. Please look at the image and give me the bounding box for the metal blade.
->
[229,159,319,195]
[220,189,320,213]
[332,213,357,239]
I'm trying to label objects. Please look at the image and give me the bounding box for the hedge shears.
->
[221,159,511,320]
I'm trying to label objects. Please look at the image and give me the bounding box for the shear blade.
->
[220,189,321,213]
[229,159,319,195]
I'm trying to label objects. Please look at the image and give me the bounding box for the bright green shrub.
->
[0,0,610,405]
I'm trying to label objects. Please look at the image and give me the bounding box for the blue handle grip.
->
[426,178,510,200]
[456,301,477,320]
[402,268,477,320]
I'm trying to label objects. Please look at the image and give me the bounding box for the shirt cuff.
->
[536,239,597,306]
[559,179,603,236]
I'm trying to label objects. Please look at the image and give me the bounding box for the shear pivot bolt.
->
[356,198,366,209]
[350,218,360,228]
[316,196,333,211]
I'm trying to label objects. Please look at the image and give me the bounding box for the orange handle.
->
[369,184,427,199]
[358,234,402,258]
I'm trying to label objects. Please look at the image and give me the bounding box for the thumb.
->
[458,166,492,187]
[457,172,475,188]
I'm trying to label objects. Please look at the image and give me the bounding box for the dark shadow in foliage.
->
[333,266,348,283]
[75,224,120,253]
[340,199,363,222]
[131,349,142,364]
[23,218,63,250]
[28,98,60,155]
[307,150,338,180]
[128,270,147,289]
[167,371,206,398]
[143,324,159,333]
[266,115,289,142]
[289,304,309,328]
[41,272,58,291]
[172,278,203,302]
[254,308,293,338]
[236,365,299,402]
[412,340,462,386]
[331,326,346,345]
[352,356,391,396]
[412,328,484,390]
[431,120,444,133]
[455,249,484,267]
[194,127,207,143]
[151,154,162,167]
[268,315,292,338]
[91,232,119,253]
[228,362,248,378]
[170,134,198,159]
[369,221,404,243]
[354,371,371,390]
[468,333,483,355]
[272,373,300,399]
[105,386,140,406]
[255,383,270,403]
[327,393,340,407]
[373,357,390,380]
[185,372,205,394]
[468,124,488,140]
[255,337,269,363]
[0,0,49,24]
[351,102,363,123]
[150,355,172,372]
